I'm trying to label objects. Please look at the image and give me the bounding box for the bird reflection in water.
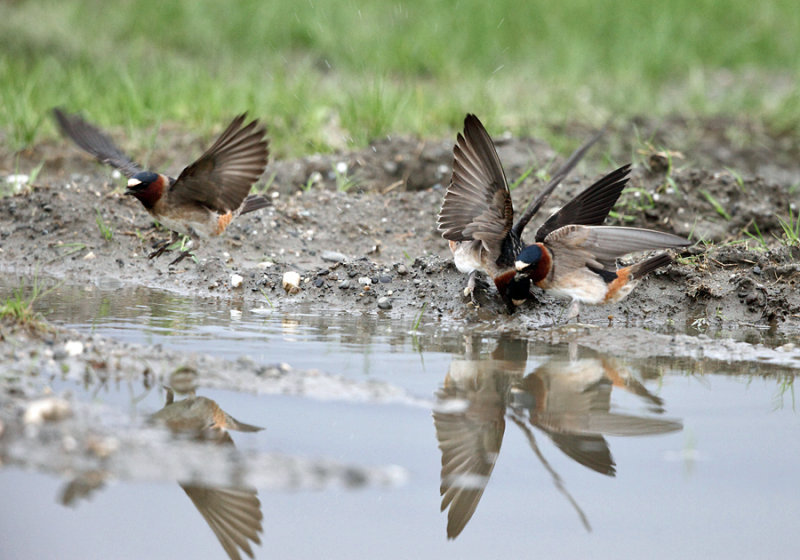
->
[149,386,264,560]
[433,337,682,538]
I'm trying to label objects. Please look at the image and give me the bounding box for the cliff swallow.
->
[513,223,689,320]
[150,389,264,560]
[437,114,628,311]
[53,108,269,265]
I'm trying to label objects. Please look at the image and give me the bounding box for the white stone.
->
[282,271,301,294]
[64,340,84,356]
[23,398,72,425]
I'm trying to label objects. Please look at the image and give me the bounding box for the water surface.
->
[1,280,798,559]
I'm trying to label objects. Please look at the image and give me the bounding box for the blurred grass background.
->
[1,0,798,156]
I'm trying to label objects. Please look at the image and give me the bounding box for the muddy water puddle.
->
[2,280,799,559]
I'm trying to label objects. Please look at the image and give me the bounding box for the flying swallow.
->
[437,114,629,311]
[150,389,264,560]
[53,108,269,265]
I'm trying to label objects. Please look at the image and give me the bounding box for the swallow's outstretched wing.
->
[53,108,144,178]
[171,114,269,213]
[438,114,513,260]
[512,126,606,239]
[535,164,631,243]
[543,225,690,271]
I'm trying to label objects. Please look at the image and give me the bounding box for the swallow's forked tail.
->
[240,194,271,215]
[628,253,673,280]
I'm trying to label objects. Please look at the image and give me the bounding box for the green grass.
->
[700,189,732,221]
[776,208,800,246]
[95,208,114,241]
[1,0,799,155]
[1,277,55,329]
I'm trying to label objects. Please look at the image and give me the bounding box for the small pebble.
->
[64,341,84,357]
[282,271,301,294]
[313,277,325,288]
[83,251,96,260]
[338,280,351,290]
[24,398,72,425]
[256,261,274,269]
[358,277,372,286]
[230,273,244,288]
[396,264,408,275]
[379,275,392,283]
[753,266,762,275]
[321,250,347,263]
[6,174,29,188]
[377,297,392,310]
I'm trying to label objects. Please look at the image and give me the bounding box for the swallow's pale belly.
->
[449,240,483,274]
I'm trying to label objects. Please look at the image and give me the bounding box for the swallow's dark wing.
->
[52,108,144,178]
[534,164,631,242]
[438,114,513,259]
[511,126,606,239]
[181,484,263,560]
[543,225,690,271]
[171,114,269,213]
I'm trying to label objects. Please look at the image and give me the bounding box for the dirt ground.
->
[2,115,799,337]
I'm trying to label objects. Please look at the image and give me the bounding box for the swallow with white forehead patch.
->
[53,108,269,265]
[438,114,631,312]
[513,204,690,320]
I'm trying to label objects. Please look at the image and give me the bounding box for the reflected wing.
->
[438,114,513,261]
[433,404,505,539]
[548,432,615,476]
[433,367,510,539]
[172,114,269,213]
[182,484,263,560]
[535,164,630,242]
[52,108,144,178]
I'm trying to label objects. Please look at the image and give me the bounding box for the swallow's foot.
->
[169,250,194,266]
[148,233,179,260]
[553,299,582,326]
[463,271,488,306]
[148,244,169,260]
[564,300,581,323]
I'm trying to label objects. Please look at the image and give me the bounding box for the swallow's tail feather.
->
[239,194,270,215]
[628,253,673,280]
[512,125,606,238]
[224,412,264,432]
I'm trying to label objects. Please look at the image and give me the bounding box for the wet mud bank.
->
[2,117,800,472]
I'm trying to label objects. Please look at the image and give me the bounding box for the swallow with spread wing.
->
[53,109,269,265]
[438,114,652,312]
[438,114,607,308]
[513,219,689,320]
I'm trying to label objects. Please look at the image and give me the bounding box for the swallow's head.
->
[126,171,165,209]
[515,244,543,274]
[506,275,531,309]
[493,270,530,313]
